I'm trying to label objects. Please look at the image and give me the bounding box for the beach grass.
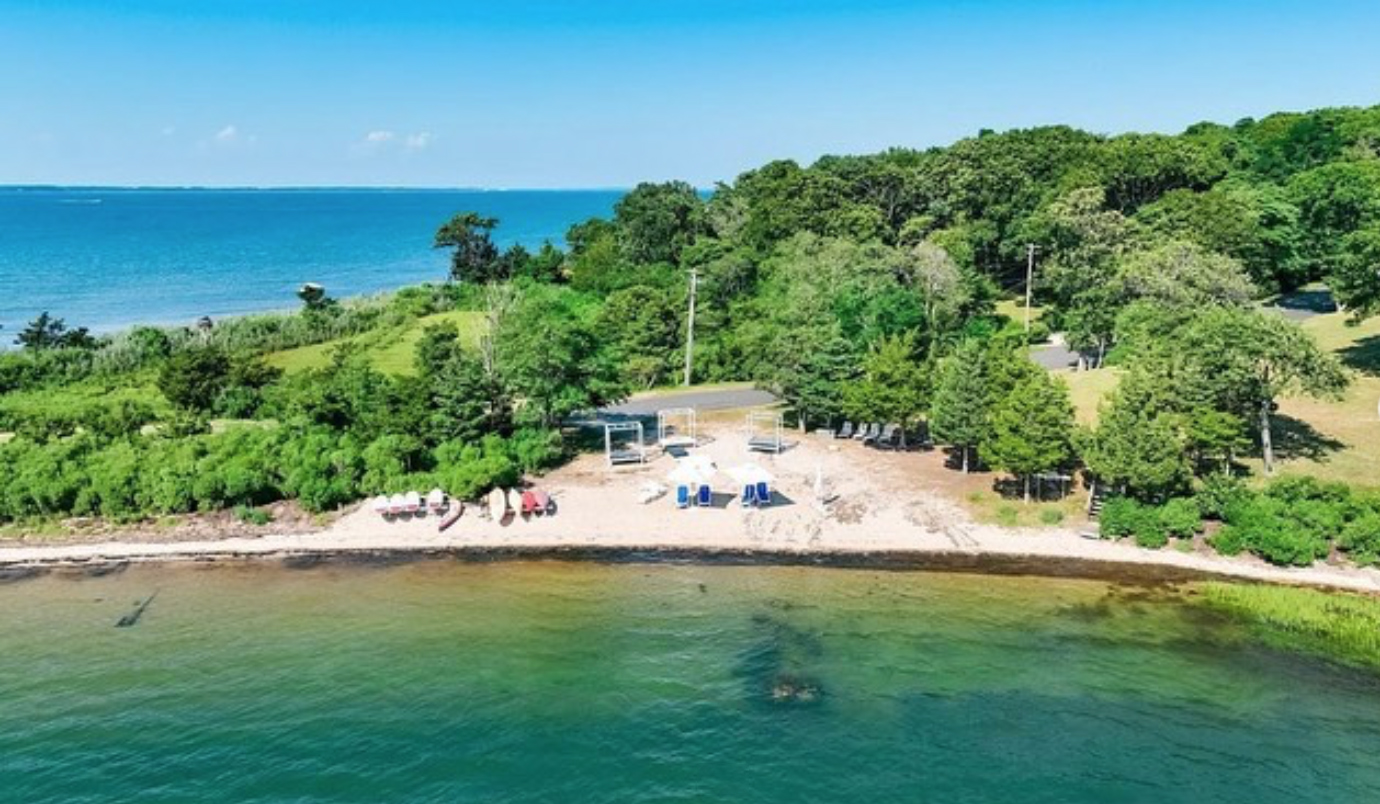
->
[964,486,1088,529]
[265,310,486,376]
[1192,581,1380,671]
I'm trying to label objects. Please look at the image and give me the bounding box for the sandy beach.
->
[4,424,1379,594]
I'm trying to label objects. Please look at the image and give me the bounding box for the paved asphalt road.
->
[600,387,779,417]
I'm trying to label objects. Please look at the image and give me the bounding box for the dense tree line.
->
[4,102,1378,553]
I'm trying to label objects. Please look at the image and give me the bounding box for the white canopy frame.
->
[746,410,784,454]
[657,407,698,449]
[604,421,647,466]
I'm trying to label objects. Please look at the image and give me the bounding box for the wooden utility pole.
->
[683,268,698,386]
[1023,243,1037,334]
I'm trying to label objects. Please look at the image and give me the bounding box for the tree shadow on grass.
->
[1269,288,1338,318]
[991,475,1073,502]
[1268,414,1347,463]
[1338,334,1380,377]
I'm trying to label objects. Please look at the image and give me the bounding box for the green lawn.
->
[1053,366,1123,425]
[1046,308,1380,488]
[265,310,486,376]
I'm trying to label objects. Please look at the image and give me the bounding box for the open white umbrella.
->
[678,454,718,478]
[667,463,709,487]
[726,463,774,486]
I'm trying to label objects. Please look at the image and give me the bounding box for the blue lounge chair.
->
[676,485,690,509]
[697,484,712,507]
[755,481,771,507]
[740,484,756,508]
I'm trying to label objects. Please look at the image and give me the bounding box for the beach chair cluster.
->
[833,422,902,449]
[739,480,773,508]
[675,483,713,509]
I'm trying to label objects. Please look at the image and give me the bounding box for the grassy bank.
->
[1192,582,1380,671]
[266,310,486,376]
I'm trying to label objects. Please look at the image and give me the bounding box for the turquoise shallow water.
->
[0,188,619,334]
[2,560,1380,803]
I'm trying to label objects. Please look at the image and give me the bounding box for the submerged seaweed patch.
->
[735,613,828,707]
[0,566,48,584]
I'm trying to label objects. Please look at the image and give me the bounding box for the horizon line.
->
[0,184,640,193]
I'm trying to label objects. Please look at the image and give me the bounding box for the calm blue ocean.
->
[0,188,621,335]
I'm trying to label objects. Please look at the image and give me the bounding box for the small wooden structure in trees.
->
[746,410,784,454]
[657,407,698,449]
[604,421,647,466]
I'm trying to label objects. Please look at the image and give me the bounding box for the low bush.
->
[1215,495,1331,567]
[234,505,272,526]
[1039,508,1065,526]
[1159,498,1202,539]
[1194,474,1248,520]
[1099,497,1141,539]
[1101,496,1202,549]
[1339,513,1380,567]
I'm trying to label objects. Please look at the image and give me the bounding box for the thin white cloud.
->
[205,124,255,148]
[365,130,395,143]
[405,131,432,150]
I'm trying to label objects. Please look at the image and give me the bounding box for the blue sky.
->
[2,0,1379,188]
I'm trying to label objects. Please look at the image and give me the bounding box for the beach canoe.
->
[403,491,421,514]
[507,488,523,519]
[437,502,463,532]
[488,487,508,521]
[388,494,406,515]
[521,490,538,518]
[372,495,391,516]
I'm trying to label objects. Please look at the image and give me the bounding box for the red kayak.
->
[531,489,551,516]
[521,490,539,518]
[437,502,463,532]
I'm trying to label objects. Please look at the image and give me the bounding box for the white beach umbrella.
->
[679,454,718,478]
[667,463,708,487]
[726,463,774,486]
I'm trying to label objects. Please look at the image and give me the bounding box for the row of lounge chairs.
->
[740,481,773,508]
[673,481,775,509]
[834,422,902,448]
[675,484,713,508]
